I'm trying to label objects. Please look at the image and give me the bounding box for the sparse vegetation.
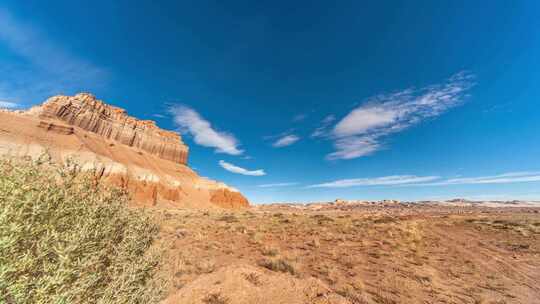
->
[217,214,238,223]
[311,214,335,224]
[336,285,370,304]
[258,258,296,275]
[203,292,229,304]
[463,217,540,234]
[0,158,164,304]
[243,273,262,286]
[155,205,540,303]
[261,247,279,256]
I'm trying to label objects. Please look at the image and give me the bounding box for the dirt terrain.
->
[154,204,540,304]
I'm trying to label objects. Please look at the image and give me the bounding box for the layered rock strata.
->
[0,93,249,209]
[39,93,189,164]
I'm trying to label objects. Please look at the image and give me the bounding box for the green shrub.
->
[0,157,165,304]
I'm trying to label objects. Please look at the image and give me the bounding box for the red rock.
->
[39,93,189,164]
[210,189,250,209]
[37,121,74,135]
[0,93,249,209]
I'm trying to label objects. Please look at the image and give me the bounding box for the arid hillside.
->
[0,93,248,209]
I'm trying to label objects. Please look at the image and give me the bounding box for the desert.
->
[157,202,540,304]
[2,2,540,303]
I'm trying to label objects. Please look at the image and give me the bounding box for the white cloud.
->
[328,135,380,160]
[292,113,307,122]
[0,100,18,108]
[425,172,540,186]
[219,160,265,176]
[258,182,299,188]
[169,105,243,155]
[334,107,398,137]
[0,8,107,104]
[308,175,440,188]
[311,115,335,138]
[307,171,540,188]
[272,134,300,147]
[325,71,475,160]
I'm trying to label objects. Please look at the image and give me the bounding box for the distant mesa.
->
[0,93,249,209]
[262,198,539,211]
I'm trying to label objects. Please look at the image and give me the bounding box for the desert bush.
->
[217,214,238,223]
[203,293,229,304]
[258,258,296,275]
[261,247,279,257]
[243,273,261,286]
[0,157,164,304]
[336,285,370,304]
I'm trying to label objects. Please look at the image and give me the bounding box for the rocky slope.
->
[0,93,249,209]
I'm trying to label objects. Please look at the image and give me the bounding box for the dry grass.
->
[243,272,262,286]
[464,217,540,235]
[202,292,229,304]
[336,285,370,304]
[257,258,297,275]
[261,246,279,256]
[217,214,238,223]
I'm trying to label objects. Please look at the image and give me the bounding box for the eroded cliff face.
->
[39,93,189,165]
[0,93,249,209]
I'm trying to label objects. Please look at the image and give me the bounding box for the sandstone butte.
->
[0,93,249,209]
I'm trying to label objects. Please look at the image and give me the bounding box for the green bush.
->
[0,157,165,304]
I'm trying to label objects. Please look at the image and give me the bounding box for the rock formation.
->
[39,93,189,164]
[0,93,249,209]
[37,121,74,135]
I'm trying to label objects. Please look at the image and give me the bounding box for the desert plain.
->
[155,202,540,304]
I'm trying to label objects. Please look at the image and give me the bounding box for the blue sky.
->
[1,1,539,203]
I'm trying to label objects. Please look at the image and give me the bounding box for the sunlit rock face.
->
[39,93,189,164]
[0,93,249,209]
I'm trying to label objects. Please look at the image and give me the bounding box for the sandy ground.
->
[152,204,540,304]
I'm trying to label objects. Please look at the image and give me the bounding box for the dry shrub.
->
[336,285,370,304]
[203,292,229,304]
[243,273,262,286]
[217,214,238,223]
[258,258,296,275]
[0,157,165,303]
[261,247,279,256]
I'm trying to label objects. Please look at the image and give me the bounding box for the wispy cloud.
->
[258,182,299,188]
[169,105,243,155]
[292,113,307,122]
[311,115,335,138]
[426,172,540,186]
[307,171,540,188]
[272,134,300,147]
[265,129,300,148]
[0,8,107,105]
[0,100,19,108]
[219,160,265,176]
[322,71,475,160]
[308,175,440,188]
